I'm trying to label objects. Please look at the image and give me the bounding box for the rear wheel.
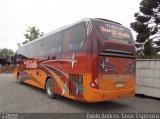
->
[46,78,56,99]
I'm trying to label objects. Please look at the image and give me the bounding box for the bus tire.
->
[17,73,23,85]
[46,78,56,99]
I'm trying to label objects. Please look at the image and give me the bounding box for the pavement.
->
[0,74,160,113]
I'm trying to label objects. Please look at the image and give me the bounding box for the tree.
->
[0,49,3,58]
[8,49,14,56]
[0,48,14,58]
[17,43,21,48]
[2,48,9,57]
[18,26,44,47]
[130,0,160,58]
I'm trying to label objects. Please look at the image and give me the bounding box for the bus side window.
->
[62,22,86,52]
[62,29,71,52]
[22,46,28,58]
[28,43,37,58]
[70,22,86,51]
[35,39,47,58]
[48,32,62,56]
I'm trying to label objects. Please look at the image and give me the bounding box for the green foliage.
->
[0,49,3,58]
[130,0,160,59]
[0,48,14,58]
[136,54,160,59]
[18,26,44,47]
[17,43,21,48]
[24,26,44,42]
[143,40,153,58]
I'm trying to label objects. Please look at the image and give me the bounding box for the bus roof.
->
[17,18,123,51]
[19,18,92,49]
[94,18,122,25]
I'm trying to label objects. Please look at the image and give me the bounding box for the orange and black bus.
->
[13,18,136,102]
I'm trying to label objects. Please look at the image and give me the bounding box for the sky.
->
[0,0,141,52]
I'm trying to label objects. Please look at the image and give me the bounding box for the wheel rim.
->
[46,83,53,95]
[18,75,21,83]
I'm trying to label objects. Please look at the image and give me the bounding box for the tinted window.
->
[20,46,28,58]
[94,20,134,44]
[28,42,37,58]
[47,32,62,55]
[37,39,47,57]
[63,22,86,52]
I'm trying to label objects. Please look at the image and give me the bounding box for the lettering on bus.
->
[105,23,125,31]
[100,26,130,39]
[104,74,132,79]
[24,60,38,69]
[108,37,129,44]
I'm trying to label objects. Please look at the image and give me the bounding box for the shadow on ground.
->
[17,81,132,112]
[136,94,160,101]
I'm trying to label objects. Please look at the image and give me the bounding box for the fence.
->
[136,59,160,98]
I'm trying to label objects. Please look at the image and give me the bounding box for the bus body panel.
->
[14,52,89,102]
[98,56,136,91]
[84,19,136,102]
[85,86,135,102]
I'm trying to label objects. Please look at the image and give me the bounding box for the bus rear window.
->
[94,20,134,44]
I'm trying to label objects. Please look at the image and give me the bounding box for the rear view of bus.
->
[13,18,135,103]
[85,18,136,102]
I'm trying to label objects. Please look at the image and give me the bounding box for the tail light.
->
[90,58,99,89]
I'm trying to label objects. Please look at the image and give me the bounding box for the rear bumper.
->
[84,87,135,102]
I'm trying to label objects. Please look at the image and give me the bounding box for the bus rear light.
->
[94,78,98,85]
[91,58,99,89]
[90,78,99,89]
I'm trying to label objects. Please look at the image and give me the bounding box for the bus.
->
[13,18,136,102]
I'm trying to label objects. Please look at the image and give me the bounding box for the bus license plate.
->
[115,82,124,87]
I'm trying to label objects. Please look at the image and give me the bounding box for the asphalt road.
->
[0,74,160,113]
